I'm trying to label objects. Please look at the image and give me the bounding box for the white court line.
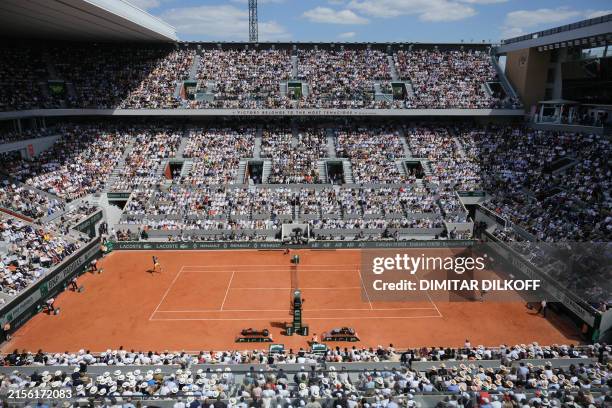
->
[228,287,362,290]
[424,290,443,318]
[155,307,438,313]
[181,269,360,273]
[220,271,235,311]
[148,266,184,321]
[358,268,373,310]
[181,270,233,274]
[182,264,361,268]
[151,315,443,321]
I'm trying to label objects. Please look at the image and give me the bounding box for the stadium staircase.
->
[317,160,328,183]
[97,193,125,230]
[415,160,433,188]
[42,51,58,79]
[65,82,78,103]
[454,137,467,158]
[173,82,182,100]
[374,83,393,103]
[325,129,336,158]
[291,55,298,79]
[104,139,135,193]
[398,127,411,156]
[261,160,273,183]
[156,159,169,181]
[422,160,434,177]
[405,82,415,97]
[236,159,248,184]
[490,55,520,100]
[341,159,354,184]
[38,82,51,102]
[176,133,190,158]
[180,159,193,178]
[396,160,407,176]
[446,128,467,158]
[291,122,299,148]
[188,54,200,80]
[254,128,262,158]
[388,55,399,81]
[482,83,494,98]
[292,202,299,221]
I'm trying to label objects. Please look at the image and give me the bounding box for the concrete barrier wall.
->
[0,358,597,376]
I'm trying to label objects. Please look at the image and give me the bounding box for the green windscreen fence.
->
[48,80,66,97]
[392,82,406,100]
[288,82,303,99]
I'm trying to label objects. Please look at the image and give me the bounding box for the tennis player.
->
[152,256,162,273]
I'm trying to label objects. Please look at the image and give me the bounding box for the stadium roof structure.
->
[0,0,177,42]
[497,13,611,54]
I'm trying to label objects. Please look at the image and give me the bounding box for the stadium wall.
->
[483,232,601,336]
[0,238,101,336]
[0,134,59,158]
[0,108,526,120]
[505,48,551,111]
[598,309,612,343]
[108,240,476,251]
[73,210,104,238]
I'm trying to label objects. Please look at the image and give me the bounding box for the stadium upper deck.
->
[0,42,522,116]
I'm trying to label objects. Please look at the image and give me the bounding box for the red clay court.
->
[2,249,582,353]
